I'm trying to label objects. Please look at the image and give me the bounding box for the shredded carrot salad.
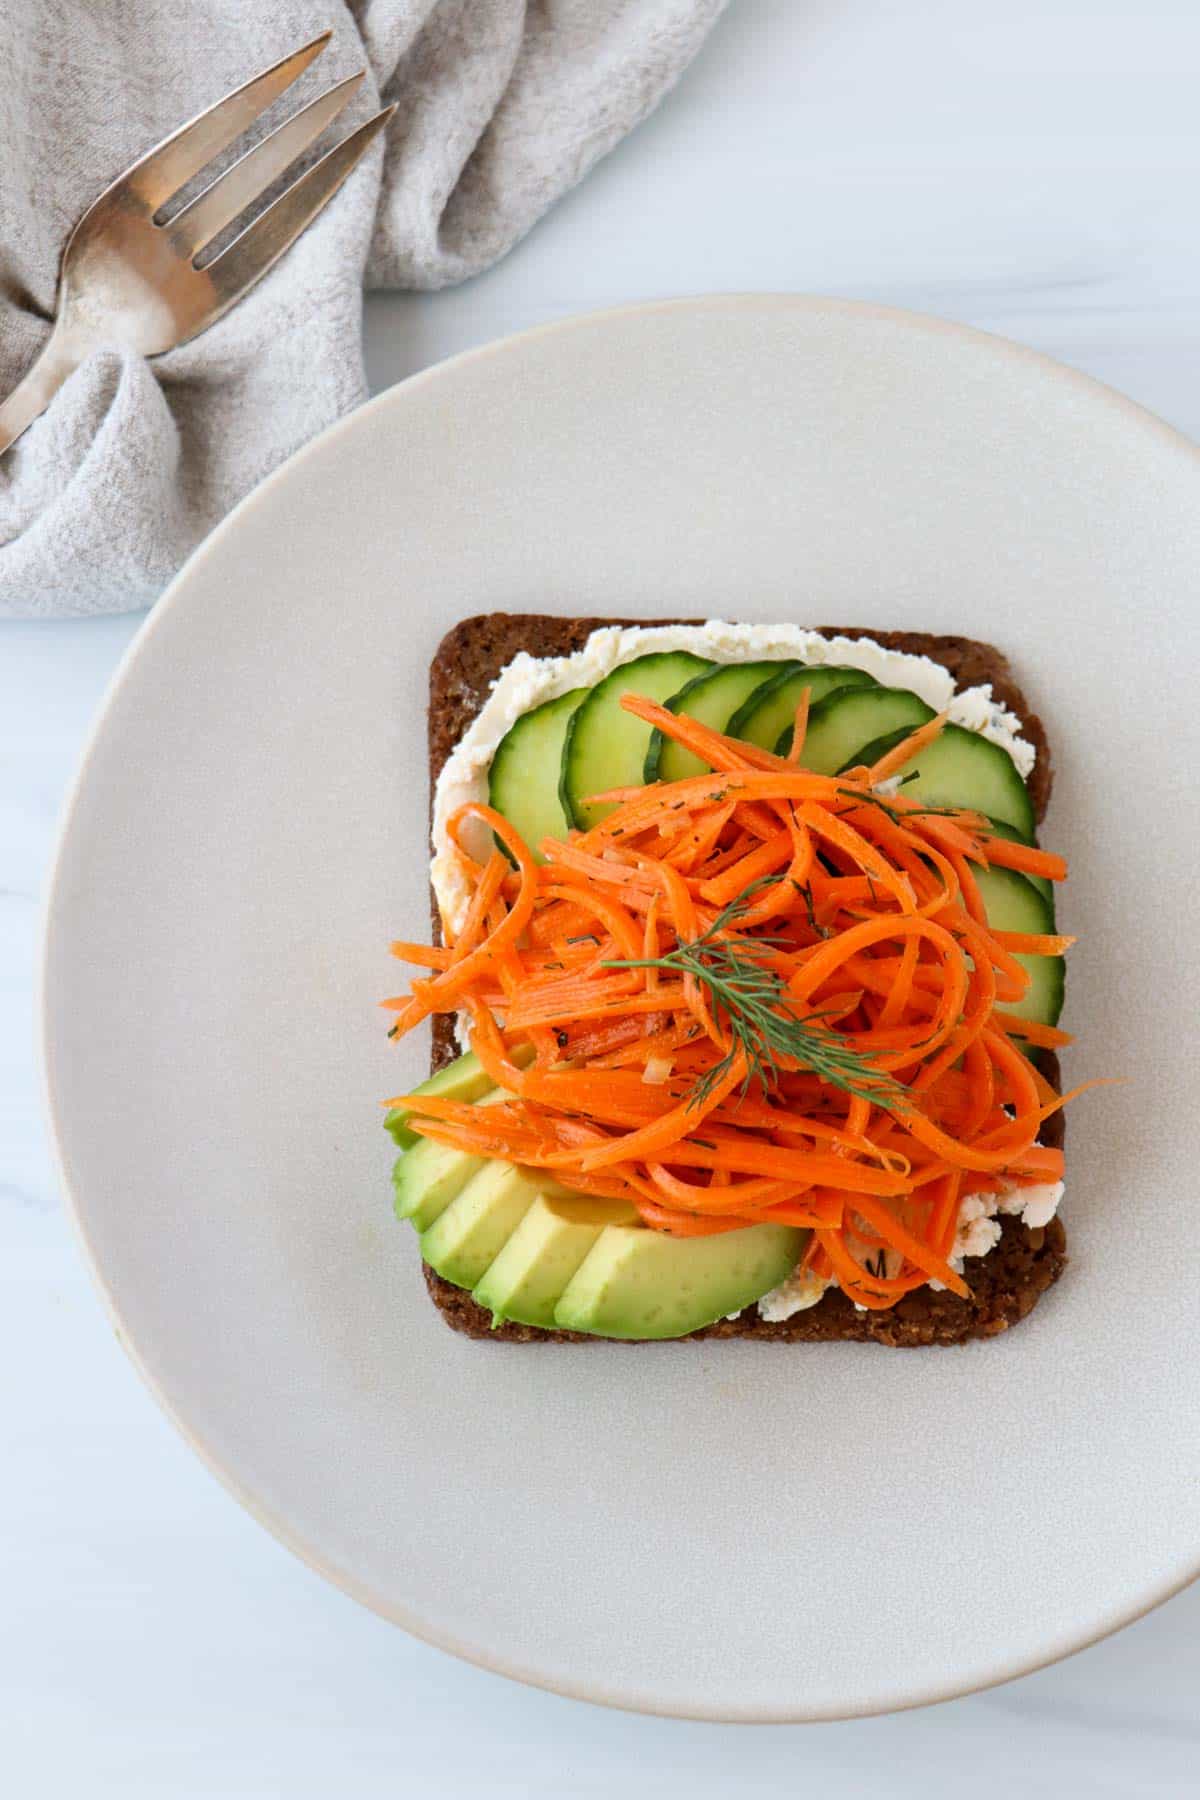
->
[383,695,1090,1310]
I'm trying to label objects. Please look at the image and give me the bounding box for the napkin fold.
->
[0,0,725,618]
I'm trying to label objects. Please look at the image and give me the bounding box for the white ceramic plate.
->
[43,297,1200,1721]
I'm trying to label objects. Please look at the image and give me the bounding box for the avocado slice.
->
[554,1221,806,1339]
[384,1045,534,1148]
[393,1085,522,1231]
[393,1139,488,1232]
[384,1050,494,1148]
[473,1192,641,1329]
[420,1162,550,1292]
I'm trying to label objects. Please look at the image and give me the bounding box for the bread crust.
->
[419,614,1065,1345]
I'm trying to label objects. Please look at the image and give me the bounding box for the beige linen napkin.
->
[0,0,726,617]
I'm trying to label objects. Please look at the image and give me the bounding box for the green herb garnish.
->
[790,877,828,941]
[602,879,907,1114]
[837,784,969,827]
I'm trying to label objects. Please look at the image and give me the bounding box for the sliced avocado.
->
[420,1162,548,1292]
[555,1222,805,1340]
[385,1044,534,1148]
[392,1086,511,1230]
[393,1139,487,1232]
[473,1192,641,1329]
[385,1050,493,1149]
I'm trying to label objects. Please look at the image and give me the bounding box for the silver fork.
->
[0,33,393,458]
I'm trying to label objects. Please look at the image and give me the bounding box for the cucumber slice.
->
[729,664,877,752]
[848,721,1035,841]
[561,651,713,830]
[488,685,588,863]
[983,816,1053,905]
[781,686,934,773]
[644,661,796,784]
[974,864,1064,1027]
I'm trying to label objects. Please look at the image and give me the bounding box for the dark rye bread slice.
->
[421,614,1065,1346]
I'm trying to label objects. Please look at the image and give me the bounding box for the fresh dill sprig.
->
[790,877,827,940]
[601,879,908,1115]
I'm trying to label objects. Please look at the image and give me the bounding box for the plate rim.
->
[38,292,1200,1722]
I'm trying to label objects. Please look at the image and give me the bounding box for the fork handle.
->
[0,323,83,459]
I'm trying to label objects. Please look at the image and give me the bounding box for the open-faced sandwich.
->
[382,616,1086,1345]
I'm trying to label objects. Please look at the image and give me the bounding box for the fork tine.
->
[171,71,365,258]
[124,32,332,210]
[202,106,395,315]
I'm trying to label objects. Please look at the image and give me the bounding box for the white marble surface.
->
[4,1,1200,1790]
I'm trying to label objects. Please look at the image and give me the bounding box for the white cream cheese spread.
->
[756,1177,1066,1319]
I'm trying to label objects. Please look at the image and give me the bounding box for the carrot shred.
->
[784,686,812,763]
[979,835,1068,882]
[388,941,453,970]
[383,686,1093,1310]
